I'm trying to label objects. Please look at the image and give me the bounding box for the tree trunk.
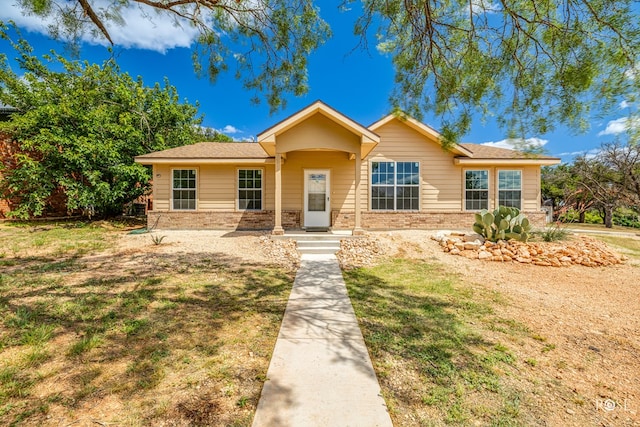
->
[604,206,614,228]
[578,210,586,223]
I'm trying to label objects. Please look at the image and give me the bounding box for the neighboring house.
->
[135,101,560,233]
[0,103,19,218]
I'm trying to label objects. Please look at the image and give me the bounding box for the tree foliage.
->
[544,139,640,228]
[14,0,331,112]
[355,0,640,143]
[12,0,640,143]
[0,27,202,218]
[194,127,234,142]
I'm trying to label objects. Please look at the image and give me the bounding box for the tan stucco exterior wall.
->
[152,163,275,212]
[365,118,464,211]
[275,113,361,154]
[364,118,542,213]
[280,150,354,212]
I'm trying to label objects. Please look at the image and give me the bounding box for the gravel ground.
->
[116,229,640,426]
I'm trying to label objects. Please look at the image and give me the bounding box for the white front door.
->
[304,169,331,228]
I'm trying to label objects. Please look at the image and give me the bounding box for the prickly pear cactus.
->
[472,206,532,242]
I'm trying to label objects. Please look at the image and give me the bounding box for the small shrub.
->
[150,234,166,245]
[613,207,640,228]
[539,222,570,242]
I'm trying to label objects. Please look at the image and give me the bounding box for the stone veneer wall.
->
[148,209,547,231]
[147,210,301,230]
[334,210,548,230]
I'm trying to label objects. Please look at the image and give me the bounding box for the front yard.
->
[0,222,293,426]
[344,231,640,426]
[0,222,638,426]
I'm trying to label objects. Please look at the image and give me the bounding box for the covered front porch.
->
[256,101,379,235]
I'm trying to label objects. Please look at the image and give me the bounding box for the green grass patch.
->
[344,258,528,426]
[67,334,103,357]
[593,235,640,261]
[0,221,114,258]
[20,324,56,346]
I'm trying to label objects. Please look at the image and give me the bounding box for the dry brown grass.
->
[0,222,293,426]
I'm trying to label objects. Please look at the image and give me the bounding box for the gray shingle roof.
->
[136,142,269,159]
[460,143,559,160]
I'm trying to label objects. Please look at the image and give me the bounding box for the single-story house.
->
[135,101,560,234]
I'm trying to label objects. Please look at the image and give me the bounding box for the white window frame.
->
[171,168,198,211]
[370,160,420,211]
[463,169,490,211]
[237,168,264,211]
[497,169,522,209]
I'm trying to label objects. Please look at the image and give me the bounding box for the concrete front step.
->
[298,247,341,255]
[297,240,341,255]
[272,230,354,255]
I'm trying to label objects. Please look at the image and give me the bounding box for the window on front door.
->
[371,161,420,210]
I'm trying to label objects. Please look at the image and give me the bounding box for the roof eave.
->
[454,158,561,166]
[134,157,274,165]
[257,100,380,144]
[370,114,473,157]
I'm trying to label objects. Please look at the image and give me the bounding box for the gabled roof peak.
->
[369,113,473,157]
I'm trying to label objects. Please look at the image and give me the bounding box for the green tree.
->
[13,0,330,112]
[600,140,640,206]
[573,155,626,228]
[10,1,640,142]
[356,0,640,143]
[542,163,594,222]
[194,127,234,142]
[0,28,202,218]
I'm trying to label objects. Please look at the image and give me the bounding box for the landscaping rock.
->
[431,233,626,267]
[336,235,387,269]
[259,236,300,270]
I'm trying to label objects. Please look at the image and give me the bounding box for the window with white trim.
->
[498,170,522,209]
[172,169,197,210]
[464,170,489,210]
[371,161,419,210]
[238,169,263,210]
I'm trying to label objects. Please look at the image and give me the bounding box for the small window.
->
[238,169,263,210]
[498,170,522,209]
[172,169,197,210]
[371,161,419,210]
[465,170,489,210]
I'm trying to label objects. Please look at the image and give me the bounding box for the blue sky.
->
[0,2,635,163]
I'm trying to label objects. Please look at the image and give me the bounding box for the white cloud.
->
[598,116,640,136]
[0,2,205,53]
[469,0,501,14]
[624,63,640,80]
[221,125,241,134]
[556,148,600,159]
[481,137,548,150]
[619,100,631,109]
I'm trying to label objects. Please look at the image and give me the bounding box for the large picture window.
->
[465,170,489,210]
[172,169,197,210]
[371,161,419,210]
[238,169,263,210]
[498,170,522,209]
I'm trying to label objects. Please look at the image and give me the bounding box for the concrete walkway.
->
[252,253,393,427]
